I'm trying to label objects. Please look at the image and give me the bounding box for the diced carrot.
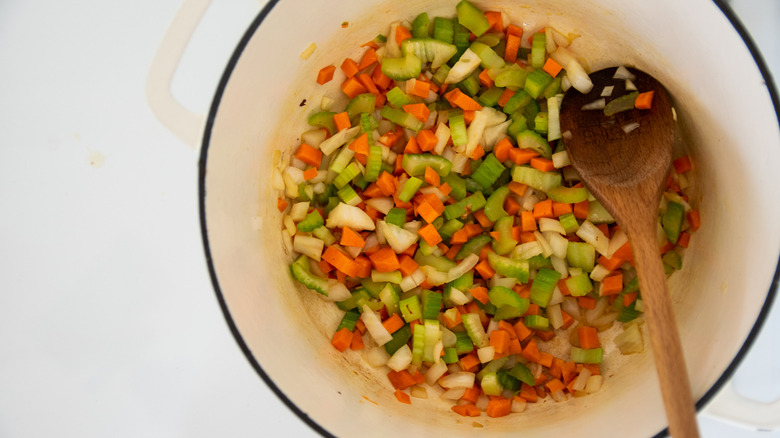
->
[371,63,393,90]
[552,202,573,217]
[542,57,563,77]
[506,24,523,37]
[392,389,411,404]
[578,326,600,349]
[475,259,495,279]
[509,147,538,165]
[452,403,481,417]
[438,182,452,196]
[486,397,512,418]
[634,90,654,109]
[468,144,485,160]
[687,209,701,231]
[612,241,634,263]
[493,138,514,162]
[677,231,691,248]
[489,329,511,354]
[673,156,693,174]
[545,378,566,395]
[403,136,422,154]
[520,211,536,232]
[340,227,366,248]
[504,196,521,216]
[353,255,372,278]
[341,58,360,78]
[463,110,476,125]
[395,25,412,46]
[322,246,360,278]
[443,307,462,328]
[421,166,441,188]
[600,273,623,296]
[538,351,554,368]
[410,79,431,98]
[348,133,370,155]
[277,197,289,212]
[498,88,515,107]
[317,65,336,84]
[369,246,401,272]
[519,231,536,243]
[376,172,397,196]
[469,286,490,305]
[460,352,481,372]
[530,156,555,172]
[573,200,590,219]
[519,383,538,403]
[578,296,596,310]
[418,223,443,246]
[504,32,521,63]
[398,254,419,277]
[478,68,494,88]
[403,103,431,123]
[623,291,638,307]
[295,143,323,167]
[444,88,483,111]
[331,327,353,352]
[533,199,554,219]
[357,73,380,95]
[350,330,365,350]
[341,76,368,98]
[359,47,378,70]
[484,10,503,32]
[382,313,405,334]
[333,112,351,132]
[417,200,442,224]
[460,385,481,404]
[472,210,492,228]
[508,181,528,196]
[417,129,438,152]
[302,167,318,181]
[521,338,541,363]
[560,310,575,329]
[598,254,625,271]
[387,370,418,390]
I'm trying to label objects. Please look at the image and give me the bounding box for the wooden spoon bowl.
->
[560,67,699,437]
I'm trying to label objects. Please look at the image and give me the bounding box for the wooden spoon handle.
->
[630,219,700,438]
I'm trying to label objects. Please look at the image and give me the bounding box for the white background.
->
[0,0,777,436]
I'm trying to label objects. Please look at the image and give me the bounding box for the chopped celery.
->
[662,201,685,244]
[337,185,361,206]
[524,314,550,330]
[438,218,465,241]
[497,369,521,392]
[470,42,505,69]
[503,89,533,115]
[444,191,486,220]
[381,106,424,131]
[385,323,412,355]
[530,268,562,307]
[547,186,589,204]
[443,173,467,200]
[558,212,580,234]
[480,372,503,396]
[385,207,407,227]
[411,12,430,38]
[290,255,329,296]
[511,165,562,192]
[398,176,423,202]
[495,67,528,90]
[421,289,443,320]
[399,295,423,323]
[462,313,489,348]
[381,51,423,81]
[492,216,517,255]
[333,162,361,189]
[386,86,414,107]
[449,112,468,147]
[336,309,361,332]
[478,86,506,107]
[433,16,454,44]
[566,241,596,272]
[484,185,510,221]
[364,144,383,182]
[508,363,535,386]
[402,153,453,177]
[470,153,505,189]
[516,129,553,158]
[488,252,530,282]
[456,0,491,37]
[308,111,337,135]
[454,330,475,354]
[379,283,400,314]
[346,94,377,120]
[604,91,639,116]
[571,347,603,364]
[411,323,426,366]
[296,210,324,232]
[402,38,458,69]
[531,32,546,68]
[565,273,593,297]
[524,69,554,99]
[488,285,530,319]
[455,234,492,260]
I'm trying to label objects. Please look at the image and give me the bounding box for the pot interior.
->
[201,0,780,436]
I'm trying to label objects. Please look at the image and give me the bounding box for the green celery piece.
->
[296,210,324,232]
[542,76,564,99]
[360,112,378,133]
[361,278,386,297]
[432,64,451,85]
[565,273,593,297]
[496,369,521,392]
[529,268,562,307]
[663,249,683,271]
[386,86,414,107]
[411,322,425,367]
[379,283,400,314]
[311,226,336,246]
[567,241,596,272]
[469,41,505,69]
[337,185,361,206]
[397,176,423,202]
[433,16,454,44]
[402,38,458,69]
[508,363,535,386]
[547,186,589,204]
[443,191,486,220]
[455,234,492,261]
[604,91,639,116]
[417,238,438,256]
[456,0,491,37]
[414,252,458,271]
[524,69,554,99]
[381,106,424,131]
[364,144,383,182]
[421,289,443,320]
[346,94,377,120]
[480,372,502,396]
[488,252,530,282]
[587,200,616,224]
[477,356,508,380]
[571,347,603,364]
[462,313,489,348]
[449,112,468,147]
[503,89,532,114]
[529,254,552,270]
[488,286,530,319]
[524,314,550,330]
[478,85,505,107]
[411,12,430,38]
[471,153,506,189]
[511,165,562,192]
[618,301,641,322]
[662,201,685,244]
[290,255,329,296]
[523,98,541,124]
[484,185,510,222]
[454,330,474,354]
[402,153,453,177]
[516,127,552,158]
[507,114,528,138]
[530,32,546,68]
[333,162,361,189]
[534,111,548,135]
[492,216,517,256]
[457,71,481,96]
[559,212,580,234]
[438,218,464,242]
[495,67,528,90]
[381,52,423,81]
[307,111,337,135]
[385,207,407,227]
[442,347,460,364]
[399,295,423,323]
[423,319,441,362]
[336,309,360,332]
[385,323,411,355]
[443,173,467,200]
[452,23,472,62]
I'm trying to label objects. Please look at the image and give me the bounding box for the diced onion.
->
[326,202,376,231]
[426,360,449,385]
[571,367,592,391]
[622,122,640,133]
[448,287,471,306]
[439,372,476,389]
[564,59,594,94]
[440,387,468,400]
[600,85,614,97]
[293,235,324,261]
[584,375,604,393]
[581,98,606,111]
[576,220,610,256]
[361,304,393,346]
[365,346,390,367]
[477,346,495,363]
[446,254,480,282]
[365,197,394,214]
[613,65,636,80]
[387,345,413,371]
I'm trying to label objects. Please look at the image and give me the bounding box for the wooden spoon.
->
[559,67,699,438]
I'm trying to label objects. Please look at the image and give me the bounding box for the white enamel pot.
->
[148,0,780,436]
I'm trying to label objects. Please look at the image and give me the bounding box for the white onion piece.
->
[365,346,390,367]
[625,79,638,91]
[613,65,636,80]
[511,397,527,413]
[606,228,629,259]
[326,279,351,301]
[585,375,604,393]
[581,98,606,110]
[426,360,449,385]
[576,220,610,256]
[440,387,468,400]
[365,197,394,214]
[387,345,413,371]
[600,85,614,97]
[622,122,640,133]
[439,372,476,389]
[446,254,479,282]
[448,287,471,305]
[361,304,393,346]
[552,150,571,168]
[565,59,594,94]
[571,367,592,391]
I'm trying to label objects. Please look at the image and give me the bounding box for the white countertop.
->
[0,0,777,436]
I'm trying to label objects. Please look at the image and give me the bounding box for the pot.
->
[148,0,780,436]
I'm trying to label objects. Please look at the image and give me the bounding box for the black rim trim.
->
[197,0,335,437]
[196,1,780,437]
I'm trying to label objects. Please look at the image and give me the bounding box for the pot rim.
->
[197,1,780,437]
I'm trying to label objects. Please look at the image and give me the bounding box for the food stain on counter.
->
[87,149,105,169]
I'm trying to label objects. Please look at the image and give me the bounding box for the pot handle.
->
[704,380,780,431]
[145,0,211,149]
